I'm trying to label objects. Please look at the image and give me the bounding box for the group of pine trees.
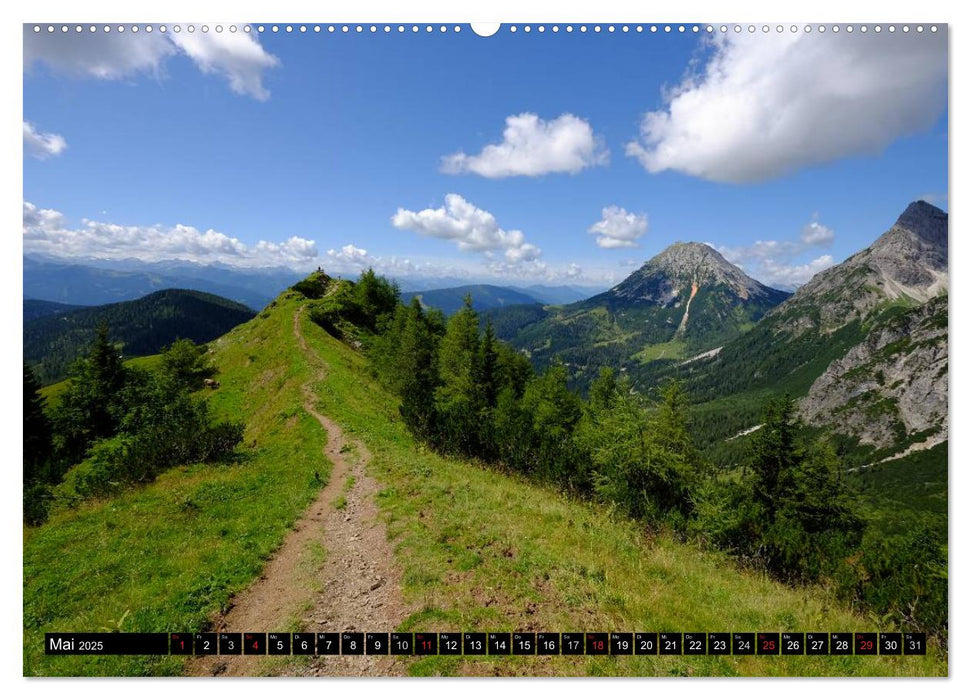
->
[361,289,864,578]
[23,324,244,525]
[306,270,944,634]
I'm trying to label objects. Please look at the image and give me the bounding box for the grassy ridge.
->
[23,293,330,676]
[23,294,946,676]
[297,311,946,676]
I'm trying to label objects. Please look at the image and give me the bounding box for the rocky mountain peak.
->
[770,201,948,334]
[893,200,948,248]
[602,241,788,307]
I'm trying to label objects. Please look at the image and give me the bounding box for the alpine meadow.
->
[22,21,948,681]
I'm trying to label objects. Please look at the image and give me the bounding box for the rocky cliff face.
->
[800,294,948,450]
[771,200,948,335]
[671,201,948,460]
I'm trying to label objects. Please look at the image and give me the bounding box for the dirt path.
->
[186,307,410,677]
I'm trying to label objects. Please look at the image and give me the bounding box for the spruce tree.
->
[520,360,583,485]
[52,321,128,463]
[747,394,801,520]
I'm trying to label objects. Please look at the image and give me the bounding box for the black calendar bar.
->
[44,631,928,656]
[45,633,168,655]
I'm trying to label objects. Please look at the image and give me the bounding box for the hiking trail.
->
[186,307,410,677]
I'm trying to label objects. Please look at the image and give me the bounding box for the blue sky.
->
[23,24,948,288]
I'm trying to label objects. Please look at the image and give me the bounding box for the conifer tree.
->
[51,321,127,463]
[747,395,801,520]
[434,295,481,453]
[520,360,583,485]
[588,366,618,415]
[397,298,441,441]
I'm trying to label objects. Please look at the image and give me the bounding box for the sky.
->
[22,23,948,289]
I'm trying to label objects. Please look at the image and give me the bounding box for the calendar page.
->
[22,18,948,679]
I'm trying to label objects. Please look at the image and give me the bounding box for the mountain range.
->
[23,256,302,311]
[485,200,948,465]
[660,201,947,463]
[401,284,541,316]
[22,201,948,464]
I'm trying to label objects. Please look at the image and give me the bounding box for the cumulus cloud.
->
[442,113,609,178]
[168,30,280,101]
[24,122,67,159]
[23,201,317,267]
[327,244,372,266]
[391,194,542,265]
[24,25,279,100]
[565,263,583,279]
[588,206,648,249]
[717,215,837,288]
[626,30,947,183]
[800,217,834,246]
[24,27,175,79]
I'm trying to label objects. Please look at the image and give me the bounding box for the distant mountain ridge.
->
[23,299,87,322]
[23,256,301,310]
[508,284,606,305]
[402,284,541,316]
[24,289,256,385]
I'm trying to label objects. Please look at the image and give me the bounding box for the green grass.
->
[296,311,946,677]
[633,340,686,364]
[24,294,946,677]
[23,294,332,676]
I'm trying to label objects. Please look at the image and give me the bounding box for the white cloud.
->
[626,30,947,183]
[168,30,280,101]
[800,216,834,246]
[23,201,65,229]
[391,194,542,265]
[24,122,67,159]
[565,263,583,279]
[717,215,837,288]
[588,206,648,249]
[442,113,608,178]
[23,201,317,267]
[24,27,175,80]
[327,244,372,266]
[254,236,320,263]
[24,25,279,100]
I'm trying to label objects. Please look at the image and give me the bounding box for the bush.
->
[197,421,246,462]
[291,272,330,299]
[55,416,245,504]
